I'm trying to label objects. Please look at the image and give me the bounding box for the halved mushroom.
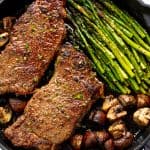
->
[89,110,106,126]
[118,95,137,107]
[108,120,127,139]
[107,104,127,122]
[70,134,83,150]
[133,107,150,126]
[82,130,97,149]
[95,130,110,144]
[136,94,150,108]
[3,16,15,31]
[102,95,120,112]
[9,98,27,113]
[104,139,114,150]
[114,131,133,149]
[0,32,9,47]
[0,106,12,124]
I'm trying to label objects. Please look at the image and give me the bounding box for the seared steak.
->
[0,0,66,95]
[5,45,104,150]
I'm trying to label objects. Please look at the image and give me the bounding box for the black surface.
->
[126,0,150,32]
[128,127,150,150]
[145,141,150,150]
[114,0,150,32]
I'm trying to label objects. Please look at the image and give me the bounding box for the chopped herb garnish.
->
[25,43,29,49]
[31,24,37,32]
[38,54,43,60]
[73,92,84,100]
[33,76,39,83]
[23,56,27,61]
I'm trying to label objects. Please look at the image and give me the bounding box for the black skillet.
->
[0,0,149,150]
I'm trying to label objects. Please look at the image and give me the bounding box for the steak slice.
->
[5,44,104,150]
[0,0,66,95]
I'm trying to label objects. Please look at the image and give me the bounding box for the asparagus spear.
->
[100,0,150,49]
[102,13,150,58]
[99,0,147,39]
[78,22,126,93]
[68,10,130,93]
[67,0,150,94]
[80,24,128,82]
[67,0,135,77]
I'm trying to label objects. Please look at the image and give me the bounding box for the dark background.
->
[114,0,150,32]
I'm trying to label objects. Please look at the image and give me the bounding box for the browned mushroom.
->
[114,131,133,149]
[9,98,27,113]
[0,32,9,47]
[0,106,12,124]
[107,104,127,122]
[71,130,111,149]
[3,16,15,31]
[102,95,120,112]
[95,130,110,144]
[136,94,150,108]
[104,138,114,150]
[133,107,150,126]
[118,95,137,107]
[82,130,97,149]
[108,120,127,139]
[89,110,106,125]
[70,134,83,150]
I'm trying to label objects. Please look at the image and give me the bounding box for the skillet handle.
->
[0,140,12,150]
[137,0,150,8]
[0,0,5,5]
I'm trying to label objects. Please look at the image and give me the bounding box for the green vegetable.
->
[67,0,150,95]
[73,92,84,100]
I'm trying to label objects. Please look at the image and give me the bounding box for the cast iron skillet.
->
[114,0,150,32]
[0,0,149,150]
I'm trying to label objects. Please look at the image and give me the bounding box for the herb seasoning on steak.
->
[0,0,66,95]
[5,44,104,150]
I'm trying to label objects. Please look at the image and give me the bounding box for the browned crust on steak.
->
[0,0,66,95]
[5,44,104,150]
